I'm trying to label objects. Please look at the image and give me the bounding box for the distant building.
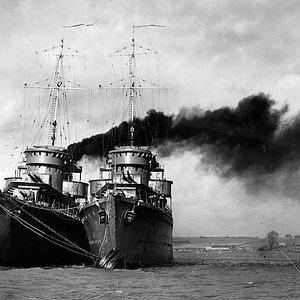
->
[267,231,279,249]
[205,244,231,251]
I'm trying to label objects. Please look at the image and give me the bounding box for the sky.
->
[1,0,300,237]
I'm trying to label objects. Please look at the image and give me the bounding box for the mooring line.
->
[276,246,300,274]
[0,200,97,261]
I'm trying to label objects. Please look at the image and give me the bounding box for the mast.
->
[49,38,64,146]
[129,29,136,147]
[24,25,92,148]
[104,25,166,148]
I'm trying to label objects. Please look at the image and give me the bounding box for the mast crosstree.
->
[102,25,166,147]
[24,26,92,147]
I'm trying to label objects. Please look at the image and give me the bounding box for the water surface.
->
[1,261,299,299]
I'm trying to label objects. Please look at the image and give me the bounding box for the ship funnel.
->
[109,147,152,185]
[24,145,68,192]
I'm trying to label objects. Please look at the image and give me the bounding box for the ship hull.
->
[0,195,91,267]
[79,196,173,268]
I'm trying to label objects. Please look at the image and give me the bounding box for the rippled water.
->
[1,262,299,299]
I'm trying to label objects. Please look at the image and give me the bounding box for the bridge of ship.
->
[4,145,88,214]
[89,146,172,211]
[95,182,169,210]
[5,181,76,210]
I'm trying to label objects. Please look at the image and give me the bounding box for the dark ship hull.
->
[0,35,94,268]
[79,195,173,268]
[76,30,174,269]
[0,195,91,267]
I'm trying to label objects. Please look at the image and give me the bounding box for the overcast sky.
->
[1,0,300,237]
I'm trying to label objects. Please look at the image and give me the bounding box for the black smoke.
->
[68,109,172,161]
[68,93,300,178]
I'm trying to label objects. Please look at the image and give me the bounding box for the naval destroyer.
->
[0,31,94,267]
[79,26,174,268]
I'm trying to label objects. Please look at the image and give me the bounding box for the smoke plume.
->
[68,93,300,180]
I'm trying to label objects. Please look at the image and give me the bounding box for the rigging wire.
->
[31,91,52,146]
[71,54,78,143]
[26,39,89,148]
[276,246,300,274]
[0,201,95,259]
[88,89,92,139]
[166,89,170,142]
[36,50,42,141]
[22,90,26,151]
[24,88,50,146]
[58,104,64,145]
[99,26,166,150]
[62,91,69,143]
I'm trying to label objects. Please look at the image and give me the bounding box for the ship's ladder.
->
[4,186,17,197]
[48,91,58,145]
[55,207,79,219]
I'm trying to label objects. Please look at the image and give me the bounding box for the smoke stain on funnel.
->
[68,92,300,183]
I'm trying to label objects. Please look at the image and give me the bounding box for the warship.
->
[0,33,94,267]
[79,26,174,269]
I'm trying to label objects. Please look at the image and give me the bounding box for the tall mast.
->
[24,24,93,148]
[128,28,136,147]
[49,38,64,146]
[103,25,166,148]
